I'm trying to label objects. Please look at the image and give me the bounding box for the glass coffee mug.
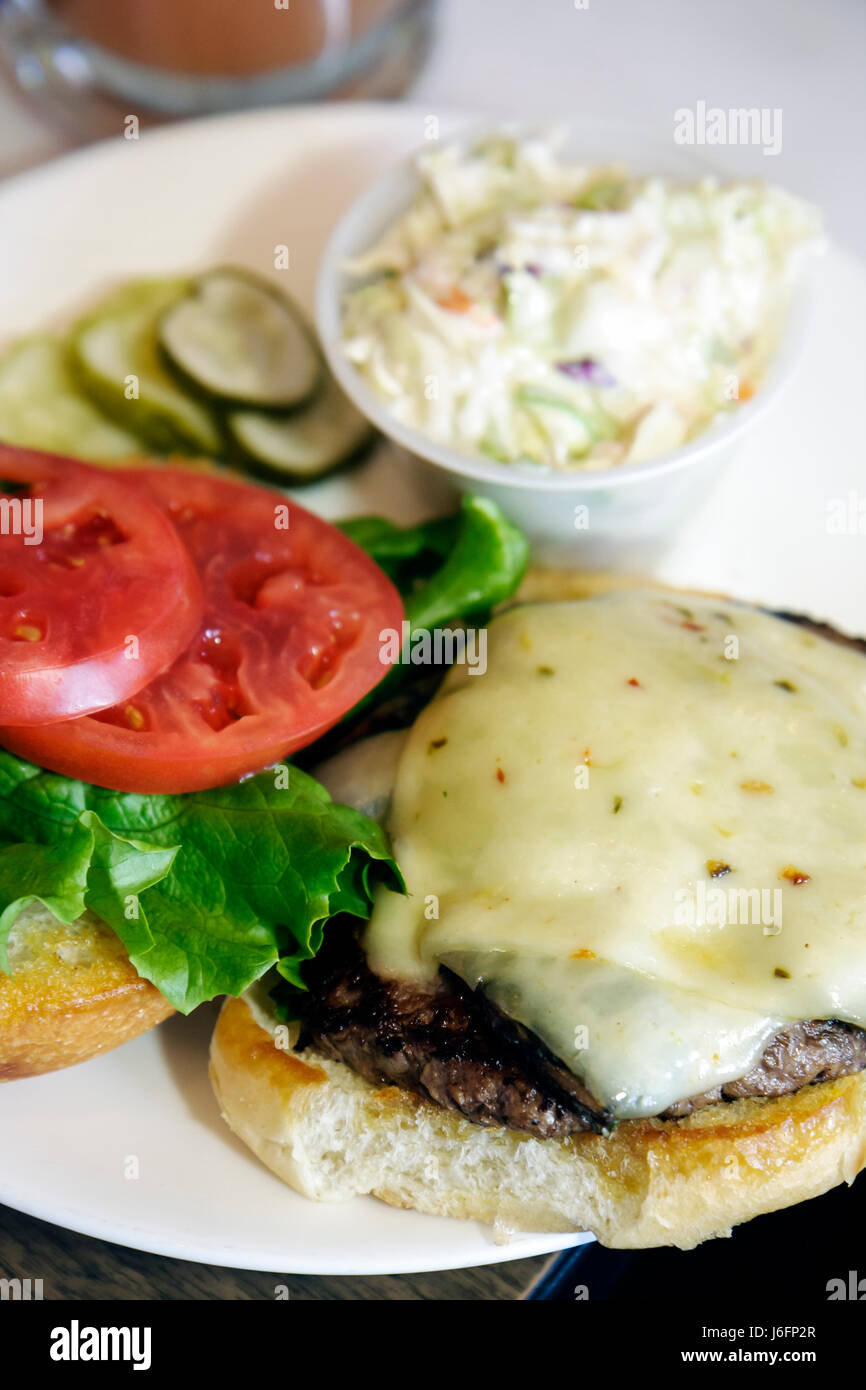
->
[0,0,436,138]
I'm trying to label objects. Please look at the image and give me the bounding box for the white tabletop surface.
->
[1,0,864,248]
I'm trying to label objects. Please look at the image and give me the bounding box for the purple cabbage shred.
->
[556,358,616,388]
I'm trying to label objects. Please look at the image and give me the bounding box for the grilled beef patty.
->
[297,926,866,1138]
[661,1021,866,1118]
[298,926,612,1138]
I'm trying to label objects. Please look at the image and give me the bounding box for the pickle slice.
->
[0,336,140,460]
[71,279,222,455]
[229,369,374,485]
[159,268,321,410]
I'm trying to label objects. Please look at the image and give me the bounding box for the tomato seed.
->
[124,705,146,730]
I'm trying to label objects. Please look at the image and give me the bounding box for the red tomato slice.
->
[1,467,403,792]
[0,445,202,726]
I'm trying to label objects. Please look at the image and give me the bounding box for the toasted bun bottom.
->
[0,905,174,1079]
[210,996,866,1249]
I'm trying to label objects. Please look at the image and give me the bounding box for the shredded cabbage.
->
[341,131,823,471]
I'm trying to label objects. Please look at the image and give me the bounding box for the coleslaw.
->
[340,132,822,472]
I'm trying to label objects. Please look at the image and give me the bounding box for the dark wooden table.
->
[0,1204,549,1300]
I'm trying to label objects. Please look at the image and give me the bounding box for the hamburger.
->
[210,583,866,1248]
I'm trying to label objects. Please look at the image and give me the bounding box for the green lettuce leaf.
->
[341,494,529,630]
[333,495,529,738]
[338,513,455,588]
[0,752,401,1012]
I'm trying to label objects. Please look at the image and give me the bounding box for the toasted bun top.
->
[0,904,173,1079]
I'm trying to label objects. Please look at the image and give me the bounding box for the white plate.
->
[0,104,865,1275]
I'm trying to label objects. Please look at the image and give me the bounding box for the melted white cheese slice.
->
[362,591,866,1118]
